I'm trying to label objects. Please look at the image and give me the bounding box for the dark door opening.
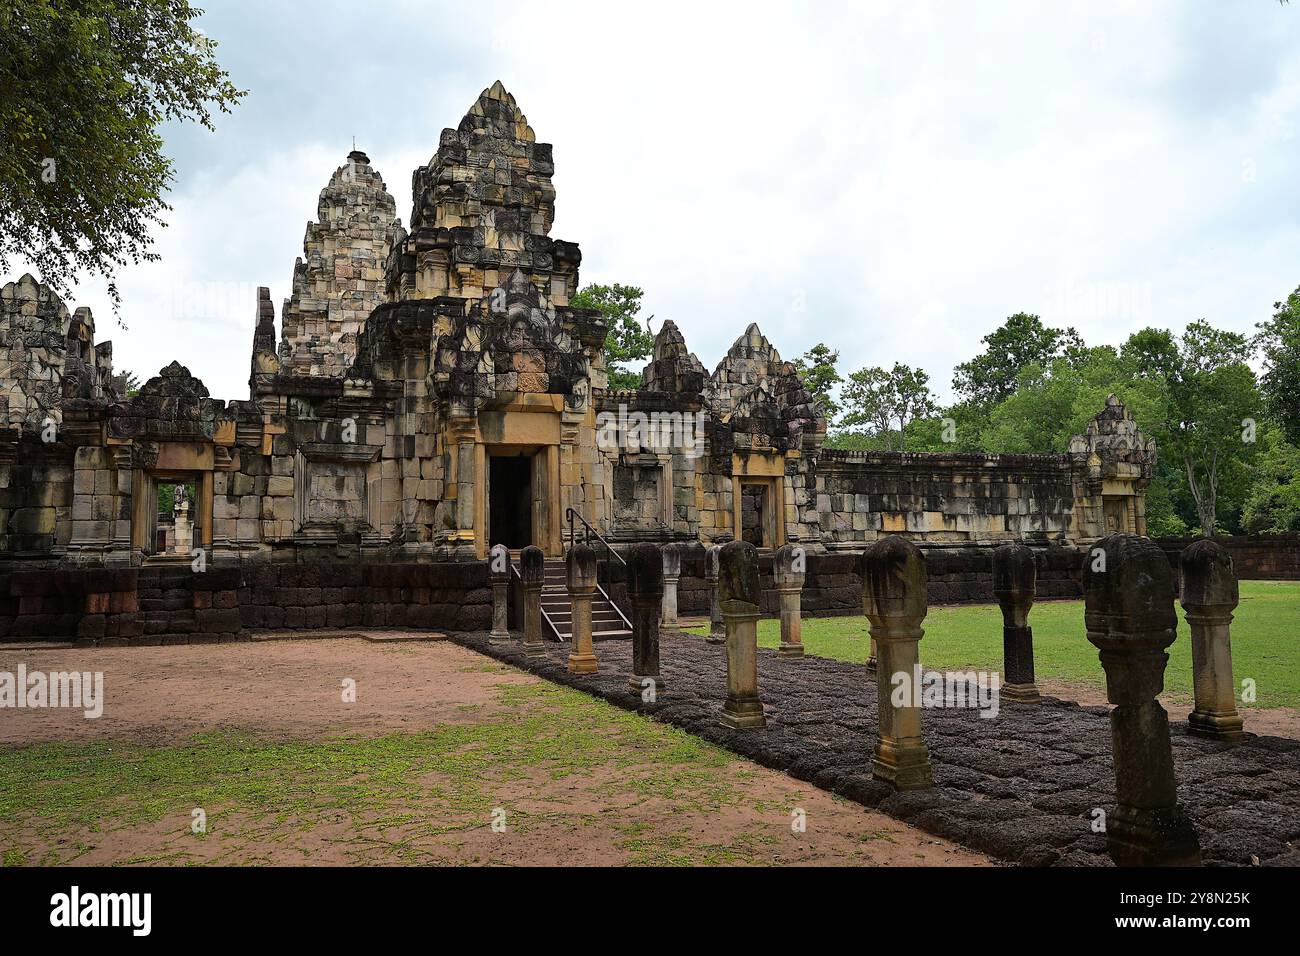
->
[740,481,769,548]
[490,454,533,549]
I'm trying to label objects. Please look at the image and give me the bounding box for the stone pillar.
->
[1084,533,1201,867]
[520,545,547,660]
[858,549,878,673]
[773,543,805,659]
[566,544,599,675]
[1181,539,1245,740]
[627,543,665,694]
[719,540,767,728]
[659,543,681,637]
[863,536,933,790]
[488,543,511,645]
[705,543,725,645]
[992,543,1040,704]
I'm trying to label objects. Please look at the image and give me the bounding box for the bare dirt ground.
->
[0,637,988,867]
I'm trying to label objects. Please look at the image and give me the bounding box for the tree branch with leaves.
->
[0,1,244,319]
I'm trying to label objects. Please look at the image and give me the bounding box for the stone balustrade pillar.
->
[719,540,766,728]
[862,536,933,790]
[660,544,681,637]
[520,545,546,660]
[705,543,725,645]
[1181,539,1245,740]
[858,550,878,673]
[773,543,806,659]
[566,544,599,675]
[627,543,665,694]
[992,543,1040,703]
[1084,532,1201,867]
[488,543,511,645]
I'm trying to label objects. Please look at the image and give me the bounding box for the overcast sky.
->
[16,0,1300,402]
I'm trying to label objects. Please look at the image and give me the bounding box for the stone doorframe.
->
[471,395,565,559]
[474,443,561,559]
[731,452,788,550]
[129,442,217,559]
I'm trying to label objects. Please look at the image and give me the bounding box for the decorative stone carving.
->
[278,151,399,378]
[1084,533,1201,866]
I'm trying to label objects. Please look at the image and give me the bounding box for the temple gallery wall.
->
[1,82,1166,624]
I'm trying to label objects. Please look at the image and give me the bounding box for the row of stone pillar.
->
[487,532,1243,867]
[993,537,1246,739]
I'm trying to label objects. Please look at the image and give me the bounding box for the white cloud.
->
[11,0,1299,405]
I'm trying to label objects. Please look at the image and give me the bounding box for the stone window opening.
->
[135,469,208,562]
[153,479,197,557]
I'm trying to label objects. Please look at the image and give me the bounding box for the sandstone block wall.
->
[816,451,1076,546]
[1158,534,1300,581]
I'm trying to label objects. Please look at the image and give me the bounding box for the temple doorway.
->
[489,453,533,549]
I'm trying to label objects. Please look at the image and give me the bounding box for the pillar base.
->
[488,630,512,646]
[1108,804,1202,867]
[706,626,725,645]
[522,642,548,659]
[567,653,598,675]
[721,696,767,729]
[777,642,805,659]
[629,674,665,693]
[871,739,933,790]
[1188,710,1245,740]
[866,656,878,674]
[1002,682,1041,704]
[660,625,681,638]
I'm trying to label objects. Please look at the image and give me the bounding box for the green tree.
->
[792,343,842,424]
[0,2,244,314]
[1122,321,1261,538]
[1255,285,1300,445]
[570,283,655,391]
[1241,426,1300,533]
[1237,429,1300,535]
[839,362,936,451]
[951,312,1084,408]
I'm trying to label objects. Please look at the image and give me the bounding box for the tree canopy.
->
[0,1,243,314]
[570,283,655,392]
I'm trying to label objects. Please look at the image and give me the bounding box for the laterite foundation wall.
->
[0,563,490,644]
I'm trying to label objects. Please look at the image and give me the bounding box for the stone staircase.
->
[540,557,632,642]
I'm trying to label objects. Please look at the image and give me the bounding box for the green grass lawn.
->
[0,679,814,866]
[691,580,1300,709]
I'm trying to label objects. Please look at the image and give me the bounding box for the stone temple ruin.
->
[3,82,1290,872]
[0,82,1156,572]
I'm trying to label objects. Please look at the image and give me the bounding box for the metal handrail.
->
[564,508,626,567]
